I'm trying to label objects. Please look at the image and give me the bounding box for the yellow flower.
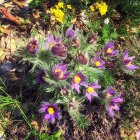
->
[57,2,64,8]
[67,4,72,9]
[90,5,95,11]
[50,7,64,23]
[96,2,108,15]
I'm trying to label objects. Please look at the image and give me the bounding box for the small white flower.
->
[104,18,109,25]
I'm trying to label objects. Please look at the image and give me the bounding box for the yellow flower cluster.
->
[50,2,64,23]
[96,2,108,15]
[90,5,95,12]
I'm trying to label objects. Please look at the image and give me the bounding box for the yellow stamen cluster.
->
[48,107,54,114]
[96,2,108,15]
[55,69,64,79]
[87,86,94,94]
[50,2,64,23]
[126,62,131,66]
[95,61,101,67]
[106,48,112,54]
[73,75,81,84]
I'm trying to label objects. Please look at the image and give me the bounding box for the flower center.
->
[73,76,81,84]
[55,69,64,79]
[106,48,112,54]
[95,61,101,67]
[48,107,54,114]
[126,61,131,66]
[106,93,111,97]
[87,86,94,94]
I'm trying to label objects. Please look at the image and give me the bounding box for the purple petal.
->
[107,107,114,117]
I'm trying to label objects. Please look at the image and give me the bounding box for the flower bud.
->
[77,53,89,65]
[72,37,80,48]
[87,32,98,44]
[26,39,38,54]
[51,43,67,58]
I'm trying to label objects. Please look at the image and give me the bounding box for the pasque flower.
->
[122,50,139,70]
[37,69,46,84]
[52,62,70,80]
[26,39,38,54]
[77,53,89,65]
[51,43,67,58]
[83,81,101,102]
[105,86,116,97]
[92,55,105,69]
[87,32,98,44]
[107,95,123,117]
[65,25,75,39]
[71,72,87,93]
[40,102,61,123]
[45,34,61,50]
[104,42,118,56]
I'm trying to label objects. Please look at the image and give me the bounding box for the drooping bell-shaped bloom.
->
[65,25,75,39]
[77,53,89,65]
[87,32,98,44]
[72,37,80,48]
[71,72,87,93]
[122,50,139,70]
[26,39,38,54]
[45,34,61,50]
[92,55,105,69]
[105,86,116,97]
[107,95,123,117]
[52,62,70,80]
[37,69,46,84]
[83,81,101,102]
[104,42,118,56]
[51,43,67,58]
[40,102,61,123]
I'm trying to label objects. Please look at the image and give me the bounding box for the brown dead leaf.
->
[11,0,26,8]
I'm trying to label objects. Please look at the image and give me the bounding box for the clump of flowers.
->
[40,102,61,123]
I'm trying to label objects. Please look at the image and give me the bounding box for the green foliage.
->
[99,70,115,88]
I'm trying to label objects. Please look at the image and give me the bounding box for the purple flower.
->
[51,43,67,58]
[104,42,118,56]
[107,95,123,117]
[122,50,139,70]
[37,69,46,84]
[26,39,38,54]
[105,86,116,97]
[45,34,61,50]
[83,81,101,102]
[40,102,61,123]
[71,72,87,93]
[92,55,105,69]
[52,62,70,80]
[136,130,140,139]
[65,25,75,39]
